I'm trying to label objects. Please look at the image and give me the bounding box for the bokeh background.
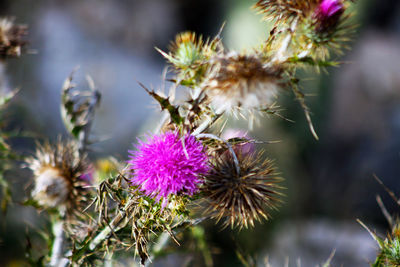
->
[1,0,400,266]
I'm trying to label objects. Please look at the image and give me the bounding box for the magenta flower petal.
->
[128,131,209,201]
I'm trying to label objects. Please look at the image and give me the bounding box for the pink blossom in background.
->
[79,165,94,184]
[222,129,255,155]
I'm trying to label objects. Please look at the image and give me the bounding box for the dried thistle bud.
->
[31,167,70,208]
[254,0,319,24]
[26,139,90,212]
[0,18,28,58]
[313,0,344,35]
[202,151,283,229]
[202,52,283,113]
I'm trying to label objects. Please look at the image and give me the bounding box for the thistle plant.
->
[359,176,400,267]
[0,17,27,214]
[2,0,359,265]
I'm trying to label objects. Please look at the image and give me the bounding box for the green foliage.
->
[141,83,184,126]
[0,89,18,214]
[287,55,340,67]
[0,173,11,214]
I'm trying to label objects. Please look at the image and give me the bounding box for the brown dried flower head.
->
[202,52,283,113]
[254,0,320,24]
[202,150,283,229]
[0,18,27,58]
[26,139,90,213]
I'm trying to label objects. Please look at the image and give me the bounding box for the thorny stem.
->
[297,43,313,59]
[291,83,319,140]
[88,198,136,251]
[78,75,101,155]
[50,220,69,267]
[272,17,299,64]
[144,217,207,266]
[144,232,171,267]
[196,133,241,176]
[192,106,225,136]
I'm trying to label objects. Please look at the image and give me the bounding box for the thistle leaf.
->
[0,88,19,108]
[61,69,101,150]
[0,173,11,214]
[139,82,184,125]
[288,55,340,67]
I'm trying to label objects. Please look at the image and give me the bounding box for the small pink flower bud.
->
[314,0,344,34]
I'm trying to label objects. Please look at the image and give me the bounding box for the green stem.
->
[88,198,136,251]
[50,220,69,267]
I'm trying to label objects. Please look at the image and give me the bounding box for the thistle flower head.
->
[0,18,27,58]
[364,220,400,266]
[313,0,344,34]
[203,151,283,229]
[319,0,343,17]
[202,52,282,113]
[128,131,209,202]
[26,139,90,211]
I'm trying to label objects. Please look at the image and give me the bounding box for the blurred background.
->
[1,0,400,266]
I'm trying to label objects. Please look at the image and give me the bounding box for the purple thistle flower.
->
[314,0,344,33]
[318,0,344,18]
[128,131,209,202]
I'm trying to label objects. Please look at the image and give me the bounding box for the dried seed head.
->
[254,0,319,24]
[26,139,90,212]
[202,151,283,229]
[31,167,69,208]
[0,18,27,58]
[202,52,283,113]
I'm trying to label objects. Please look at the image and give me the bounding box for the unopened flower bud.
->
[313,0,344,34]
